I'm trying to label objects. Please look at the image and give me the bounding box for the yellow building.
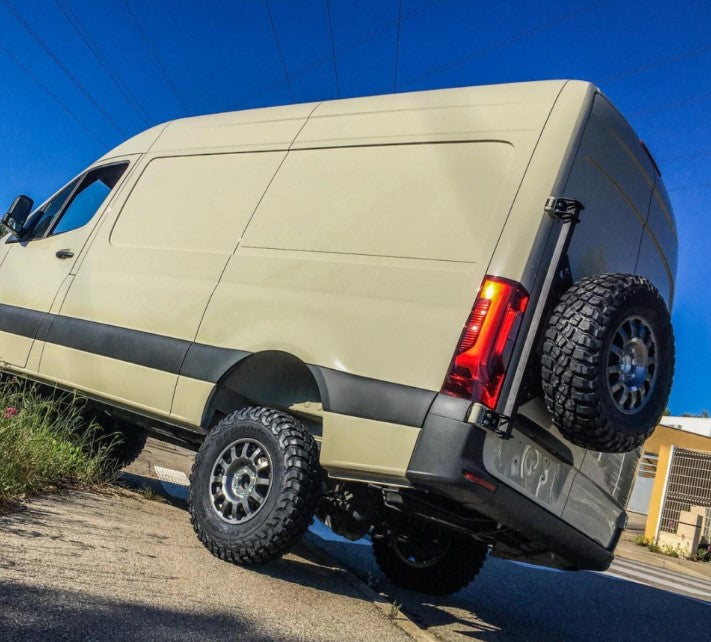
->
[627,419,710,520]
[636,418,711,544]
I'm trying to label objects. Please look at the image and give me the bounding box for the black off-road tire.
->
[189,406,321,565]
[105,421,148,469]
[542,273,674,453]
[372,535,487,595]
[84,410,148,470]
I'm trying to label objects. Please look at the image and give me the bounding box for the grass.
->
[136,485,160,501]
[0,378,116,509]
[633,534,698,560]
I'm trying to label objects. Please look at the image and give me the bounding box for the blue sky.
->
[0,0,709,414]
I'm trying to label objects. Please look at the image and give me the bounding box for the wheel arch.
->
[200,350,326,434]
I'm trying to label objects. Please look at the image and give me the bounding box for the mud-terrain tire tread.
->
[189,406,321,566]
[106,421,148,469]
[372,536,487,595]
[84,410,148,470]
[541,273,674,452]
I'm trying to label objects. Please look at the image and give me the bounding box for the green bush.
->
[0,379,115,506]
[633,533,694,560]
[634,534,650,547]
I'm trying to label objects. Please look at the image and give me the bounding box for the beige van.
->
[1,80,676,595]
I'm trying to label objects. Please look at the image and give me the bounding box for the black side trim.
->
[0,303,45,340]
[181,344,250,382]
[0,303,439,428]
[45,314,189,374]
[310,365,436,428]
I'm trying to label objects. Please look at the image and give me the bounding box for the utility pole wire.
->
[1,0,127,136]
[601,43,711,83]
[667,181,711,192]
[120,0,190,116]
[393,0,402,93]
[325,0,340,98]
[0,41,108,147]
[630,90,711,116]
[658,149,711,164]
[265,0,295,103]
[54,0,152,126]
[397,0,607,89]
[251,0,440,102]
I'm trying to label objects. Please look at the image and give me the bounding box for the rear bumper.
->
[406,394,615,571]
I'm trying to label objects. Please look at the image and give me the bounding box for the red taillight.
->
[442,276,529,408]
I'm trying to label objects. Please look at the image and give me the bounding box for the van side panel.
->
[192,138,537,396]
[241,143,516,263]
[39,151,286,416]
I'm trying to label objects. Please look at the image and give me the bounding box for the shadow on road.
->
[0,579,276,641]
[116,472,189,509]
[315,537,711,641]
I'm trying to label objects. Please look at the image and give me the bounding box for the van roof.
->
[100,80,592,160]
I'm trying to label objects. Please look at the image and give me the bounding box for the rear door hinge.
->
[467,403,513,439]
[544,197,584,223]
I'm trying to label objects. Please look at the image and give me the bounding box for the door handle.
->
[55,249,74,259]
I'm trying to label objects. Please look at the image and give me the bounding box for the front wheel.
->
[189,406,321,565]
[372,529,488,595]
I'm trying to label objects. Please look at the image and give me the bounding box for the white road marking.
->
[153,466,190,501]
[602,559,711,600]
[154,466,190,486]
[610,558,711,591]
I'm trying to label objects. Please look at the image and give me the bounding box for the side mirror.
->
[2,195,34,234]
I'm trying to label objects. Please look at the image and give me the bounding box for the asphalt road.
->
[135,438,711,640]
[0,490,412,642]
[312,526,710,641]
[3,438,708,641]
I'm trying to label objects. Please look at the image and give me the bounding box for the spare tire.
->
[541,273,674,453]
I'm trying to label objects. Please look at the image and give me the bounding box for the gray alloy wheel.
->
[607,315,658,415]
[189,406,321,566]
[209,438,273,525]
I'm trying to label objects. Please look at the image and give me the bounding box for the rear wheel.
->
[372,528,487,595]
[542,273,674,452]
[83,410,148,470]
[103,420,148,469]
[189,406,321,565]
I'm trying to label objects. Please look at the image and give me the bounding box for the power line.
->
[265,0,295,103]
[630,90,711,116]
[658,149,711,164]
[1,0,127,136]
[601,43,711,83]
[667,181,711,192]
[397,0,607,89]
[0,41,108,147]
[325,0,340,98]
[250,0,440,102]
[393,0,402,92]
[54,0,152,126]
[120,0,190,116]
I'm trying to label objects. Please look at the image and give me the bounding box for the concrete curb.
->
[303,532,438,642]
